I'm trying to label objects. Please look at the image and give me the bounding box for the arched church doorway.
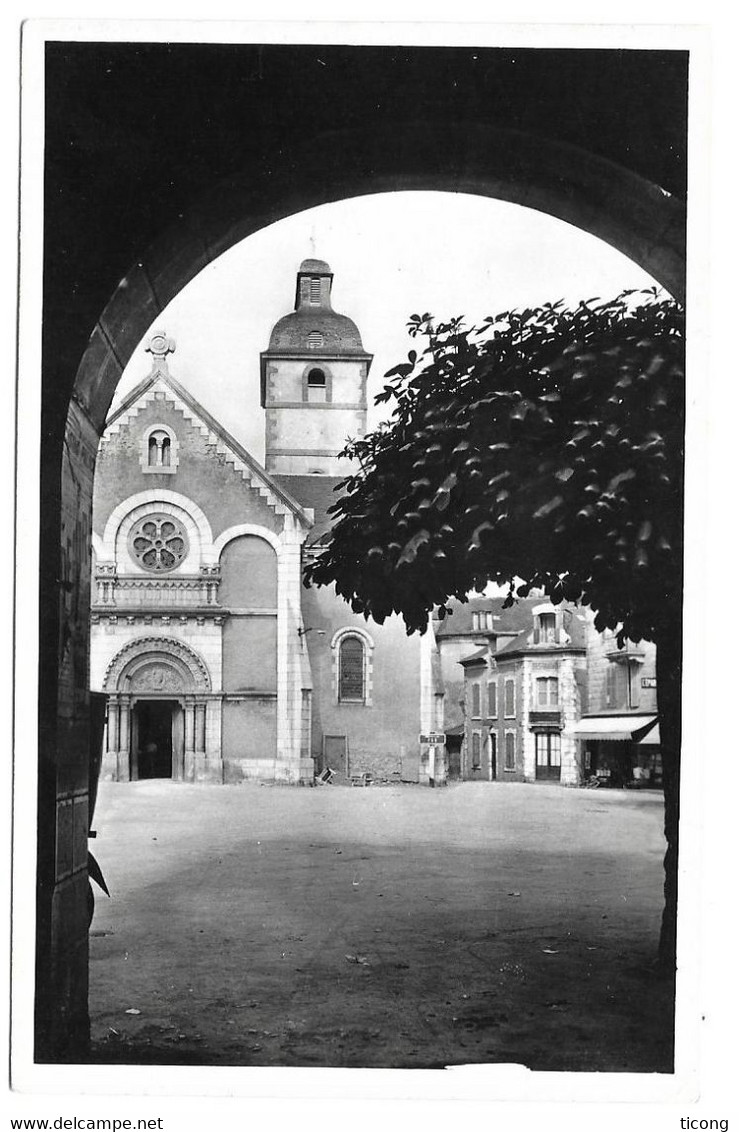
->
[100,637,215,785]
[131,700,181,780]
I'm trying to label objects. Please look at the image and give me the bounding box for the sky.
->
[112,190,660,463]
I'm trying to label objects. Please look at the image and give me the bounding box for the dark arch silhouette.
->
[36,42,687,1060]
[71,123,684,433]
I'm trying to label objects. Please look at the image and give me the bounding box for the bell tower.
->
[260,258,373,476]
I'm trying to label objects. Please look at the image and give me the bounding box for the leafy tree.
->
[306,290,684,970]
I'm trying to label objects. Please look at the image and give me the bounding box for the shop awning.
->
[570,715,659,742]
[638,722,660,745]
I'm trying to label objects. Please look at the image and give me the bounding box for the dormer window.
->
[307,368,327,403]
[536,676,559,707]
[538,613,556,642]
[141,424,178,474]
[532,608,559,644]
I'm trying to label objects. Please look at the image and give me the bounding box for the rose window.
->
[129,513,189,572]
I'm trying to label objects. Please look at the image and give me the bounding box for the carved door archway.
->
[101,638,214,783]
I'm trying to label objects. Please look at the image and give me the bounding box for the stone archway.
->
[100,638,219,785]
[38,105,687,1056]
[72,123,685,435]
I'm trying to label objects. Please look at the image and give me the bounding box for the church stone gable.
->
[95,389,284,540]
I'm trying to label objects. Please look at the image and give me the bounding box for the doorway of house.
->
[535,731,562,782]
[132,700,178,779]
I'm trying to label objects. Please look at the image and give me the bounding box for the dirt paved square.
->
[88,780,673,1071]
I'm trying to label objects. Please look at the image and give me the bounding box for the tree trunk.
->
[655,617,683,972]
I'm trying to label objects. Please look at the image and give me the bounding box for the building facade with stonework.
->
[90,260,440,786]
[457,600,589,785]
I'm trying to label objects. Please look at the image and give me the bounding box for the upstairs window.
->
[487,679,497,718]
[605,659,641,709]
[504,678,516,717]
[536,677,559,707]
[307,368,328,403]
[471,683,481,718]
[605,662,628,709]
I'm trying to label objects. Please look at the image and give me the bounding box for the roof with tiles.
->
[459,646,490,667]
[272,474,347,546]
[435,595,543,639]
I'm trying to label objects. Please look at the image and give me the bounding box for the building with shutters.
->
[89,259,441,786]
[457,600,589,785]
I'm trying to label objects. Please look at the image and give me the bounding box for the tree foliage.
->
[305,290,684,644]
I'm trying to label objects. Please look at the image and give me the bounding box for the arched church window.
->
[141,424,178,473]
[332,626,374,706]
[128,513,189,572]
[307,367,327,403]
[339,636,366,702]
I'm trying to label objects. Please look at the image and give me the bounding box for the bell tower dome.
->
[260,258,373,476]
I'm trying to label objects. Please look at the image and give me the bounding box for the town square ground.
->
[88,780,674,1072]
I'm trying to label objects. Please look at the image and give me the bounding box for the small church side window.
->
[147,429,170,466]
[333,627,374,705]
[339,636,365,702]
[141,425,178,474]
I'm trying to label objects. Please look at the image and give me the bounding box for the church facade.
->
[90,260,441,786]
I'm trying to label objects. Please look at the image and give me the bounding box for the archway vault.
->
[73,122,685,434]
